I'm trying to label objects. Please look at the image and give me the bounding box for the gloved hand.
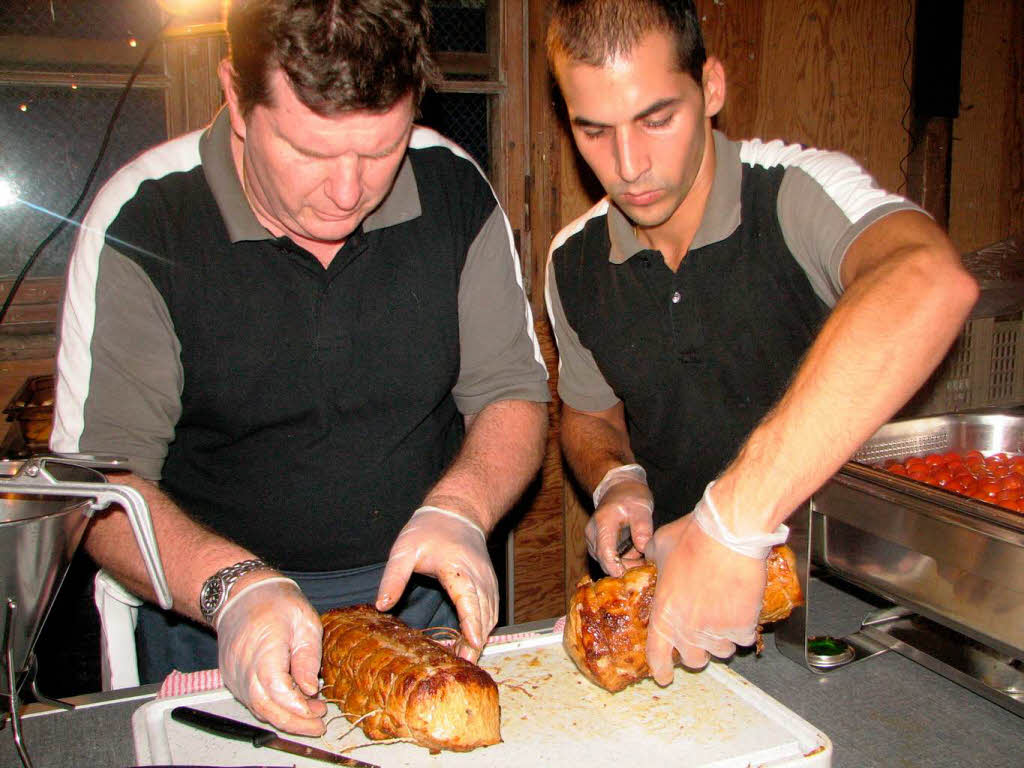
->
[586,464,654,576]
[376,506,498,661]
[216,577,327,736]
[643,482,787,685]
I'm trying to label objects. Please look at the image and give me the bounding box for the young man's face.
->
[222,65,414,247]
[552,30,722,230]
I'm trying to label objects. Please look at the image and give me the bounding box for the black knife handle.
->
[170,706,277,747]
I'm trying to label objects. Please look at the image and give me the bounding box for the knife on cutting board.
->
[170,706,379,768]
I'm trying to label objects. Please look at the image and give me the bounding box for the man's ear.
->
[218,58,247,140]
[702,57,726,118]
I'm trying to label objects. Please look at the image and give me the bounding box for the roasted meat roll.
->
[564,545,804,692]
[320,605,501,752]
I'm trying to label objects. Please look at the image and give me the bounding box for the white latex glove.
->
[586,464,654,576]
[376,506,498,660]
[216,577,327,736]
[643,482,787,685]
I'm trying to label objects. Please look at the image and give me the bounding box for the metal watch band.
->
[198,558,271,624]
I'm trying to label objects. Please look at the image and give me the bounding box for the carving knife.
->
[170,706,379,768]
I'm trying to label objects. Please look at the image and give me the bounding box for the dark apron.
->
[135,562,457,684]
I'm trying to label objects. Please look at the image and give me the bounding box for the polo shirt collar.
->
[607,129,742,263]
[199,107,422,244]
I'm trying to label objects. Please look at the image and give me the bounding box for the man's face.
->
[553,30,720,229]
[225,67,414,246]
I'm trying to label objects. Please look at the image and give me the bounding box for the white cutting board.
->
[133,630,831,767]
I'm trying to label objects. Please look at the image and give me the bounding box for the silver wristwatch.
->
[198,558,270,624]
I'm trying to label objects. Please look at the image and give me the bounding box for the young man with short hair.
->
[545,0,976,684]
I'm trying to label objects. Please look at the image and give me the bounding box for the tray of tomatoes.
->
[849,412,1024,516]
[877,450,1024,512]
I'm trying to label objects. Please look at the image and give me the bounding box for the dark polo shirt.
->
[53,110,549,571]
[547,131,919,525]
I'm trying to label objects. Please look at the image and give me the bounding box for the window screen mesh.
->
[419,91,490,174]
[429,0,488,53]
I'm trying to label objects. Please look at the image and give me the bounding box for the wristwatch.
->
[198,558,271,624]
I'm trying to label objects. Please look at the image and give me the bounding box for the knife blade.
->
[170,706,379,768]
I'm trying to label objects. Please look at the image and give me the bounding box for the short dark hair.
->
[226,0,439,116]
[546,0,706,84]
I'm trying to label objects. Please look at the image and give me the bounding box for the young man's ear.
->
[218,59,247,140]
[702,57,726,118]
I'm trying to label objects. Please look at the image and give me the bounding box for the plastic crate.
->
[908,312,1024,415]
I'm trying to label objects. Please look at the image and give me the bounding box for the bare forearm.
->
[716,236,977,535]
[560,402,636,494]
[424,399,547,532]
[83,472,259,623]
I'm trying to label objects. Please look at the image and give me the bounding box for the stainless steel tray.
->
[776,412,1024,718]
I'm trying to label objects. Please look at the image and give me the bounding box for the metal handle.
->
[2,457,172,610]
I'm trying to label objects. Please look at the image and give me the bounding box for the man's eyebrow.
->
[571,98,681,128]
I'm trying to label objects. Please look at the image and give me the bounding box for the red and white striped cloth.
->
[156,623,565,699]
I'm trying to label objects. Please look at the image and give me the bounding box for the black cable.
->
[897,0,915,196]
[0,18,174,326]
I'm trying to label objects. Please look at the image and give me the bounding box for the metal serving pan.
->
[812,412,1024,657]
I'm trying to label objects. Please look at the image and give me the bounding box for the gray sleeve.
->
[544,250,621,412]
[452,206,551,414]
[51,244,182,480]
[777,156,925,307]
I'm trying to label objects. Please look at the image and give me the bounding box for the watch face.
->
[201,578,225,617]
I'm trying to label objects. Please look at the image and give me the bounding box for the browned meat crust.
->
[320,604,501,752]
[564,545,804,692]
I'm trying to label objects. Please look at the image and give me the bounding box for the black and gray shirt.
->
[52,109,550,570]
[546,130,919,524]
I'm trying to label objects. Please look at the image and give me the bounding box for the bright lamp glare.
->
[156,0,218,16]
[0,179,18,208]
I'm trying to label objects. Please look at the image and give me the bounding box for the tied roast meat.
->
[563,545,804,692]
[320,604,501,752]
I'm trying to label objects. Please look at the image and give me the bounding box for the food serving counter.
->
[2,575,1021,768]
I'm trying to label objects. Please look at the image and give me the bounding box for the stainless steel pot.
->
[1,455,171,698]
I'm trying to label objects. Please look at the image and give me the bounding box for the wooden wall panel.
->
[949,0,1024,252]
[697,0,764,140]
[511,317,567,622]
[750,0,912,194]
[164,32,228,139]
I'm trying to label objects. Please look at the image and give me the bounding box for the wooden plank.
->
[949,0,1024,252]
[754,0,912,193]
[696,0,763,139]
[0,71,168,89]
[906,116,954,227]
[0,277,63,305]
[0,35,145,68]
[435,51,493,77]
[512,316,566,622]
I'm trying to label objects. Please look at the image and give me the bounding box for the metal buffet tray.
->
[776,412,1024,717]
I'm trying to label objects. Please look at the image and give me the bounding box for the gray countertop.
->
[3,575,1021,768]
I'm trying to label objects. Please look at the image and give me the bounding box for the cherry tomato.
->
[933,470,954,487]
[905,456,926,468]
[942,451,962,464]
[908,465,930,480]
[988,452,1009,464]
[979,481,1001,498]
[1000,475,1022,491]
[888,464,908,476]
[925,453,945,467]
[965,450,985,462]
